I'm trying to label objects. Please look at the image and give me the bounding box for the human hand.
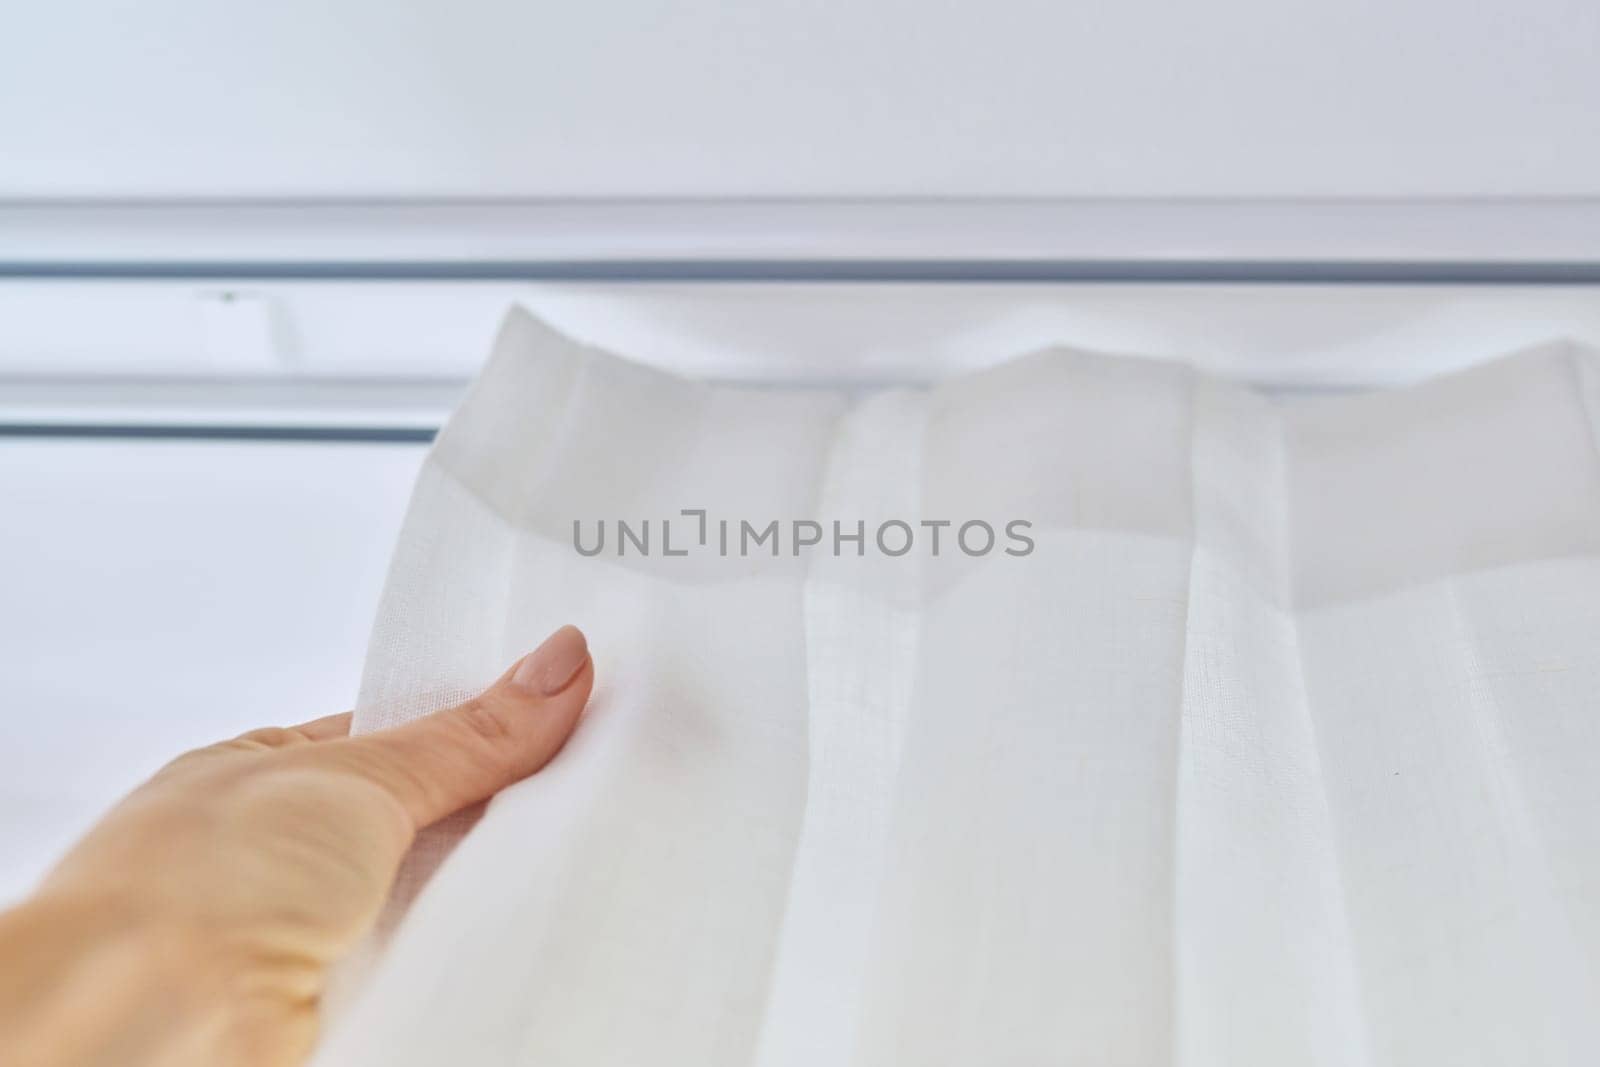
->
[0,625,593,1067]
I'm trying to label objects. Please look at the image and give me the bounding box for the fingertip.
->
[291,710,354,741]
[508,624,591,698]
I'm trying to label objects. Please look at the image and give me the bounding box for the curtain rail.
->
[0,422,435,443]
[7,199,1600,278]
[8,260,1600,285]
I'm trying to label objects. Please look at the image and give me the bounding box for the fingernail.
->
[512,625,590,696]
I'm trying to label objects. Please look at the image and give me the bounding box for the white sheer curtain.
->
[316,307,1600,1066]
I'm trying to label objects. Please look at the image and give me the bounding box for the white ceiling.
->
[3,0,1597,199]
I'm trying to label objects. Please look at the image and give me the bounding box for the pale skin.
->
[0,624,595,1067]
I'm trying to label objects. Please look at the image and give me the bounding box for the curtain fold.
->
[315,307,1600,1067]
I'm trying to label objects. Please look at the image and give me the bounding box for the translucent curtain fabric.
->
[315,308,1600,1067]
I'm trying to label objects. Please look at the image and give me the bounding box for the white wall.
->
[0,439,424,902]
[3,0,1598,198]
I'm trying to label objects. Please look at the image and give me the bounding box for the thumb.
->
[314,625,595,830]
